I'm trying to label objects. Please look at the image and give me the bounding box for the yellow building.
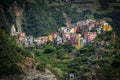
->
[48,35,53,42]
[75,34,82,49]
[103,23,112,31]
[103,23,108,31]
[107,25,112,31]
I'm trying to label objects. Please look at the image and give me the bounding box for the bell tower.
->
[11,24,16,36]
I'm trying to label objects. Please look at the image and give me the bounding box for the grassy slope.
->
[33,32,120,80]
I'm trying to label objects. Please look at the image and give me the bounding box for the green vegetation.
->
[27,31,120,80]
[32,43,75,79]
[36,63,46,72]
[44,45,56,54]
[0,28,22,75]
[0,25,33,76]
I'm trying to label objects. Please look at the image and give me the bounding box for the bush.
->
[36,64,45,72]
[56,49,67,59]
[0,63,11,75]
[0,63,23,75]
[34,51,41,57]
[80,48,92,53]
[10,64,24,74]
[44,47,56,53]
[60,44,74,53]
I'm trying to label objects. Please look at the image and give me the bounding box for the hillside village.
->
[11,19,112,49]
[1,0,120,79]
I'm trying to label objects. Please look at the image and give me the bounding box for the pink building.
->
[70,34,76,46]
[70,36,76,46]
[84,32,97,42]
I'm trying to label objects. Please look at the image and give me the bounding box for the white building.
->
[11,24,16,36]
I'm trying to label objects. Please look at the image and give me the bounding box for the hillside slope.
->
[0,0,120,37]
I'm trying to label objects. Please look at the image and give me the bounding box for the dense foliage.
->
[0,28,22,75]
[0,26,32,76]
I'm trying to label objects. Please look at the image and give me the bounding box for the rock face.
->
[0,57,57,80]
[23,69,57,80]
[9,1,23,32]
[0,69,57,80]
[21,58,57,80]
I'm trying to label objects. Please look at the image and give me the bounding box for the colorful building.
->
[18,32,26,42]
[11,24,16,36]
[84,32,97,42]
[70,28,75,33]
[81,38,86,47]
[88,32,97,42]
[34,36,48,45]
[56,36,62,45]
[69,33,76,46]
[102,23,112,32]
[17,32,26,46]
[62,32,71,42]
[54,36,62,46]
[26,35,34,47]
[51,32,59,38]
[75,34,82,49]
[48,35,53,42]
[70,36,76,46]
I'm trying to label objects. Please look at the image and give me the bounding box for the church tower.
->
[11,24,16,36]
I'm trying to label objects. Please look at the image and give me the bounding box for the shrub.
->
[10,64,24,74]
[44,47,56,53]
[0,63,23,75]
[56,49,67,59]
[36,64,45,72]
[34,51,41,57]
[0,63,11,74]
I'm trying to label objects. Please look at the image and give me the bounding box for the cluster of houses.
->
[11,19,112,49]
[11,24,34,47]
